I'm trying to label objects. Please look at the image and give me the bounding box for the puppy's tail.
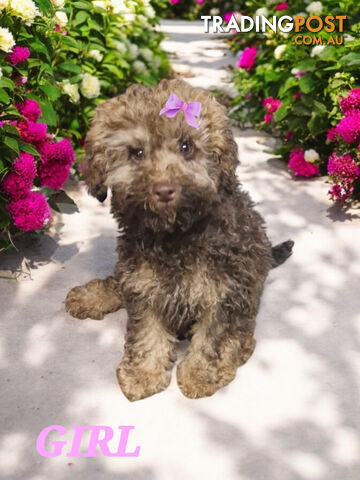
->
[271,240,294,268]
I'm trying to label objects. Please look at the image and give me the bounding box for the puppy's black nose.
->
[152,182,177,203]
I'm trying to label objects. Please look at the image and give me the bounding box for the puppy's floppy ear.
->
[83,102,109,202]
[218,126,239,194]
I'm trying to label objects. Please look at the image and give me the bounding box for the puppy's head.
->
[83,79,238,233]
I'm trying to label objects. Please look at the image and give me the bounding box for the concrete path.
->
[1,20,360,480]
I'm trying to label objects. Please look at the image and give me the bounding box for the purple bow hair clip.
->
[159,93,202,130]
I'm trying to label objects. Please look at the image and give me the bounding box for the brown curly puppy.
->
[65,79,293,401]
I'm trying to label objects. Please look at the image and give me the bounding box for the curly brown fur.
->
[65,79,292,401]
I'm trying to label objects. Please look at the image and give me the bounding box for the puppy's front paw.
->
[65,285,105,320]
[116,360,171,402]
[177,356,236,399]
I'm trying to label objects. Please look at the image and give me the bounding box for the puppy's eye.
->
[129,148,144,159]
[179,139,194,158]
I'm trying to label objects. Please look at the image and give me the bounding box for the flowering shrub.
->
[0,0,169,251]
[228,0,360,204]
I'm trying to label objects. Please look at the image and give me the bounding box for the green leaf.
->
[293,103,311,116]
[3,124,19,137]
[4,136,19,155]
[40,85,61,101]
[294,59,316,71]
[307,112,327,136]
[0,89,10,104]
[61,36,82,51]
[73,10,89,26]
[273,105,289,122]
[49,191,79,214]
[313,100,327,114]
[0,78,15,90]
[39,101,58,127]
[339,52,360,66]
[58,62,82,74]
[299,75,316,94]
[27,58,43,69]
[29,39,50,61]
[73,1,91,9]
[18,141,39,156]
[35,0,54,13]
[264,71,282,82]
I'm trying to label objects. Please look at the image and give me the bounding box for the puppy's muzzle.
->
[152,181,178,204]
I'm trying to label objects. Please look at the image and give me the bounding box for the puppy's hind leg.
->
[65,276,123,320]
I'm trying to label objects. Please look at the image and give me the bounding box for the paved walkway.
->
[1,20,360,480]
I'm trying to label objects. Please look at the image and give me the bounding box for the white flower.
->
[344,34,355,43]
[0,27,15,53]
[274,44,286,60]
[291,68,300,75]
[8,0,40,25]
[306,1,322,15]
[334,72,341,78]
[93,0,107,9]
[144,5,155,18]
[304,149,320,163]
[110,0,131,14]
[54,11,68,27]
[133,60,147,75]
[209,8,219,15]
[128,43,138,59]
[295,12,308,18]
[255,7,268,17]
[51,0,65,7]
[123,12,135,21]
[0,0,9,9]
[81,73,101,99]
[0,67,2,78]
[62,81,80,103]
[139,47,153,62]
[116,41,127,55]
[310,45,326,57]
[87,49,103,62]
[136,14,146,23]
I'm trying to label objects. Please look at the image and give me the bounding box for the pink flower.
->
[39,162,71,190]
[7,46,30,66]
[2,173,31,201]
[335,114,360,143]
[6,192,51,231]
[340,88,360,116]
[224,12,235,22]
[13,152,37,181]
[295,70,307,79]
[327,153,359,183]
[16,99,42,122]
[288,148,320,177]
[238,47,257,72]
[39,139,75,190]
[327,127,338,142]
[276,2,289,11]
[169,0,179,4]
[286,131,294,140]
[293,91,302,100]
[262,97,282,114]
[328,183,353,200]
[41,139,75,166]
[264,113,274,123]
[1,153,37,200]
[246,93,252,99]
[196,0,204,3]
[17,120,47,149]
